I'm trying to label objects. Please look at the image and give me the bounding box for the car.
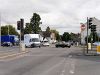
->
[1,42,13,47]
[93,42,100,46]
[41,41,50,46]
[65,42,71,47]
[55,42,71,48]
[31,42,41,48]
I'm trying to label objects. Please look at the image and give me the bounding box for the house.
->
[39,31,56,43]
[81,17,100,44]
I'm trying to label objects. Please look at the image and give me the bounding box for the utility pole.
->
[87,17,89,53]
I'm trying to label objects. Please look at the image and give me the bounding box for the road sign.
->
[80,23,86,31]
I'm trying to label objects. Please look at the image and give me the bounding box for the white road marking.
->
[69,59,76,74]
[41,58,66,75]
[60,54,76,75]
[69,64,75,74]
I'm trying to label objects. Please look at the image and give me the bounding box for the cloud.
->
[0,0,100,34]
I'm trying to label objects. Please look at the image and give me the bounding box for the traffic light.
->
[17,21,21,30]
[91,25,96,32]
[20,19,24,40]
[88,18,93,29]
[20,19,24,30]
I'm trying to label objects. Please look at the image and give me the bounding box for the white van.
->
[24,34,41,48]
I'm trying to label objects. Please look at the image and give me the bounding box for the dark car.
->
[1,42,12,47]
[65,42,71,48]
[55,42,71,48]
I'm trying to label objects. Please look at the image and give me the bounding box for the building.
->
[39,31,56,43]
[81,17,100,44]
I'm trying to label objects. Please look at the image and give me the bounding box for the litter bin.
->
[97,46,100,54]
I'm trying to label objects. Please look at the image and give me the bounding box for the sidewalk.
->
[0,46,29,59]
[72,46,100,56]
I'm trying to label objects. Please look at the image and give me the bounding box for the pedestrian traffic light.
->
[17,21,20,30]
[91,25,96,32]
[88,18,93,29]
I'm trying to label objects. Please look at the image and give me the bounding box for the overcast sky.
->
[0,0,100,34]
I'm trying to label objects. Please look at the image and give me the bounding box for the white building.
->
[81,17,100,44]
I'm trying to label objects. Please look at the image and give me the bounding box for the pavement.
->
[0,46,29,59]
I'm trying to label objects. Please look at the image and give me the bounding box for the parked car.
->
[1,42,13,47]
[41,41,50,46]
[65,42,71,47]
[55,42,71,48]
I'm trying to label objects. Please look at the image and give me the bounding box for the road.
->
[0,46,100,75]
[0,46,19,52]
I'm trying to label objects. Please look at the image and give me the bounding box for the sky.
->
[0,0,100,34]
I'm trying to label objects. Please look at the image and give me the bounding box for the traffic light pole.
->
[20,28,21,52]
[0,13,1,47]
[87,17,89,54]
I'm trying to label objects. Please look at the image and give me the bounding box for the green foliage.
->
[85,32,99,43]
[62,32,71,42]
[30,13,42,34]
[56,33,61,41]
[70,32,80,42]
[24,23,32,34]
[24,13,42,34]
[46,26,50,32]
[1,25,19,35]
[44,26,51,37]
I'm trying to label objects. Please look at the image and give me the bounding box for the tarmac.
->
[0,46,29,59]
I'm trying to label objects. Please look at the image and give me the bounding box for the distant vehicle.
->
[1,35,19,46]
[41,41,50,46]
[24,34,42,48]
[1,42,13,47]
[93,42,100,46]
[55,42,71,48]
[65,42,71,47]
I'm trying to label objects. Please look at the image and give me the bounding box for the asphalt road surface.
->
[0,46,100,75]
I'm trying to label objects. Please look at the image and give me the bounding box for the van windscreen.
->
[31,38,40,42]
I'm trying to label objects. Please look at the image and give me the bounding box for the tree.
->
[30,13,42,34]
[70,33,75,41]
[1,25,19,35]
[85,32,99,43]
[44,26,51,37]
[62,32,71,42]
[56,33,61,41]
[24,23,32,34]
[46,26,50,32]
